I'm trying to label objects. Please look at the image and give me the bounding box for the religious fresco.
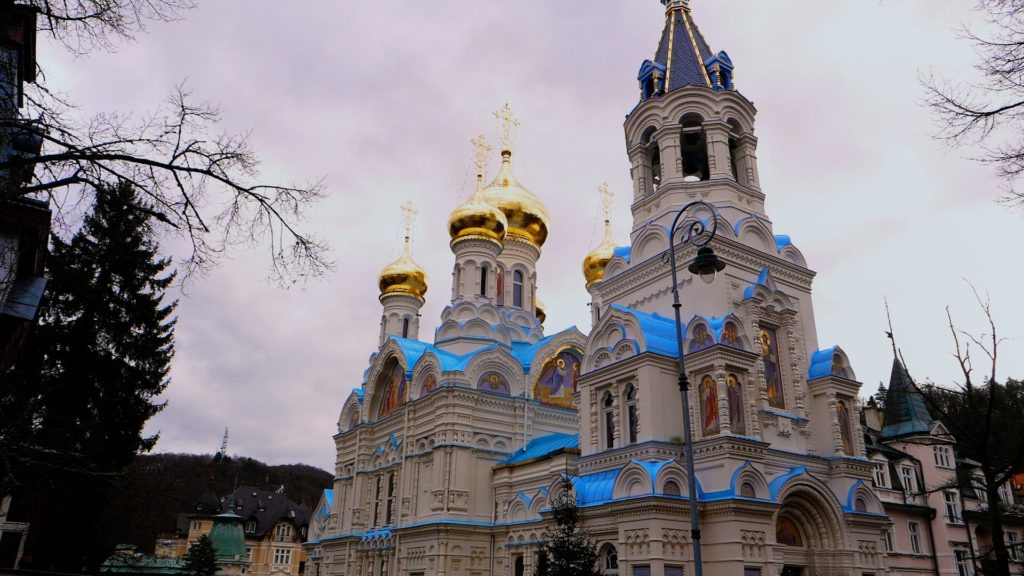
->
[831,352,848,378]
[420,374,437,398]
[727,374,745,435]
[759,327,785,409]
[533,349,581,408]
[478,371,510,395]
[837,401,854,455]
[377,361,407,419]
[689,324,713,353]
[349,410,360,429]
[776,516,804,547]
[700,375,719,435]
[722,320,744,348]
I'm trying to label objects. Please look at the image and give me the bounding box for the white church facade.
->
[305,2,891,576]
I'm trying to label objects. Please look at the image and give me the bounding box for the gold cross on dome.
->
[493,103,520,150]
[400,201,418,238]
[599,183,614,222]
[471,134,492,174]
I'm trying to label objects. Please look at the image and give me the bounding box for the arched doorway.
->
[774,484,847,576]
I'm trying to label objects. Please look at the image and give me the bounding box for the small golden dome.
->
[535,296,547,324]
[482,150,550,248]
[449,175,508,245]
[583,219,616,287]
[379,235,428,301]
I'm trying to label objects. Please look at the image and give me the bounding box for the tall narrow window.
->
[955,550,973,576]
[679,113,709,182]
[945,491,963,524]
[513,270,524,307]
[626,384,639,444]
[385,473,396,525]
[901,466,917,493]
[883,529,894,552]
[873,462,889,488]
[909,522,921,554]
[514,556,525,576]
[479,264,488,297]
[401,317,409,338]
[603,392,615,449]
[1008,532,1021,561]
[372,476,382,526]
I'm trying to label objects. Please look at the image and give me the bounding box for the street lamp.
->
[665,200,725,576]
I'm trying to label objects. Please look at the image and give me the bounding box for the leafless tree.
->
[1,0,331,284]
[922,0,1024,206]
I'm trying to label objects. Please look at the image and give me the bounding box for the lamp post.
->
[665,200,726,576]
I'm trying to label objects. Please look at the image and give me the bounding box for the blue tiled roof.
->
[609,304,680,358]
[574,468,621,506]
[881,358,934,439]
[742,268,772,300]
[613,245,632,264]
[774,235,792,253]
[654,6,714,91]
[808,347,839,380]
[499,433,579,465]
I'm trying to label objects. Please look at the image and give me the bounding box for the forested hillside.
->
[97,453,332,552]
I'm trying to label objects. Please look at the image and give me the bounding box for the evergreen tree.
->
[534,476,600,576]
[183,535,218,576]
[0,181,177,571]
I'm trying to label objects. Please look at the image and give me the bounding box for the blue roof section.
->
[653,5,714,91]
[613,245,632,264]
[808,347,840,380]
[499,433,579,465]
[881,358,935,439]
[774,235,792,253]
[742,268,772,300]
[632,459,674,489]
[315,489,334,522]
[574,468,621,507]
[609,304,680,358]
[768,466,807,501]
[509,334,559,370]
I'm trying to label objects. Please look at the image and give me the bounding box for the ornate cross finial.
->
[599,183,614,223]
[493,102,521,151]
[471,134,492,175]
[400,201,418,240]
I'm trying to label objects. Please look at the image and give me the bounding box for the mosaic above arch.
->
[478,371,510,396]
[377,360,407,419]
[533,348,582,408]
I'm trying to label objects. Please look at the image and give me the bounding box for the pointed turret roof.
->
[654,1,715,91]
[881,357,935,439]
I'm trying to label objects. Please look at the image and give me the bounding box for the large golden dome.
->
[582,219,616,287]
[379,236,428,301]
[448,175,508,245]
[482,150,550,248]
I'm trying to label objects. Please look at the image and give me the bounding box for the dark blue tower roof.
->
[637,1,736,101]
[881,358,935,439]
[655,1,714,90]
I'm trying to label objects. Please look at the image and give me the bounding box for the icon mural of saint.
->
[759,327,785,409]
[478,372,510,395]
[837,401,854,455]
[378,362,407,418]
[700,375,719,435]
[727,374,745,435]
[420,374,437,398]
[689,324,714,353]
[722,321,743,348]
[534,350,581,408]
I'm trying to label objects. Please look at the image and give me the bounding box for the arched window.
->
[513,270,524,307]
[626,384,639,444]
[664,480,681,496]
[680,113,709,182]
[727,118,743,182]
[854,497,867,513]
[641,126,660,195]
[599,544,619,575]
[740,481,756,498]
[603,392,615,449]
[401,317,409,338]
[479,264,488,297]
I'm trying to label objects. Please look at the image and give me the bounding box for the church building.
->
[306,2,890,576]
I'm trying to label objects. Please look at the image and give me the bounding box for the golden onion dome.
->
[448,174,508,245]
[582,218,616,287]
[378,235,428,301]
[482,150,550,248]
[535,296,547,324]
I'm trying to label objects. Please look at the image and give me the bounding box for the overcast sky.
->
[41,1,1024,472]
